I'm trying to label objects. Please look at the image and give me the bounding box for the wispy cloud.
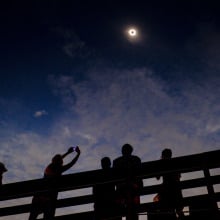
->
[1,66,220,186]
[52,27,91,58]
[33,110,48,118]
[49,67,220,161]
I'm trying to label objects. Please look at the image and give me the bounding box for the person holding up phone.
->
[29,146,81,220]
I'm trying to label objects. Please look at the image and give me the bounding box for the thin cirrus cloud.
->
[1,66,220,220]
[52,27,91,59]
[1,66,220,186]
[49,67,220,162]
[33,110,48,118]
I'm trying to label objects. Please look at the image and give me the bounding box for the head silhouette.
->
[101,157,111,169]
[121,143,133,156]
[52,154,63,165]
[0,162,7,174]
[161,148,172,159]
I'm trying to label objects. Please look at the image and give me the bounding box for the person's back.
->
[157,148,184,219]
[113,144,142,220]
[113,154,141,173]
[93,157,116,220]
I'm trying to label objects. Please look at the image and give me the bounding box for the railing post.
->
[203,167,219,219]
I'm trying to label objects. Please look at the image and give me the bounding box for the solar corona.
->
[128,28,137,37]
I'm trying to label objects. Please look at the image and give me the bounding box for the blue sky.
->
[0,1,220,219]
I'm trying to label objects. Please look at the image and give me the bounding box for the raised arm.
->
[61,146,81,173]
[61,147,75,159]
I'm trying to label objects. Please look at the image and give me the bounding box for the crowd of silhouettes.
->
[92,144,143,220]
[0,144,190,220]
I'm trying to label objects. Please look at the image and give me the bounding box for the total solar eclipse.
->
[128,28,137,37]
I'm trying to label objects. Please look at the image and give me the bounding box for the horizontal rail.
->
[0,149,220,218]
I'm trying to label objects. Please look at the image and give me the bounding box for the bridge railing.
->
[0,149,220,219]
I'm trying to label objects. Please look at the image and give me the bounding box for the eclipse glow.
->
[128,28,137,37]
[124,26,141,43]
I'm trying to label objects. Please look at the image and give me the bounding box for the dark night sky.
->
[1,0,220,212]
[1,1,220,219]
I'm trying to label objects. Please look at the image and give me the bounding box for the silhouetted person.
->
[28,146,81,220]
[0,162,7,186]
[93,157,116,220]
[156,148,184,220]
[113,144,143,220]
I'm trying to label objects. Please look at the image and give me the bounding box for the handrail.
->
[0,149,220,219]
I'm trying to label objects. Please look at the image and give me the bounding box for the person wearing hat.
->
[0,162,7,186]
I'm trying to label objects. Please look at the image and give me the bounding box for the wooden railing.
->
[0,149,220,219]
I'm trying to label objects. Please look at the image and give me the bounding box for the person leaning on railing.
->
[113,144,143,220]
[154,148,184,220]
